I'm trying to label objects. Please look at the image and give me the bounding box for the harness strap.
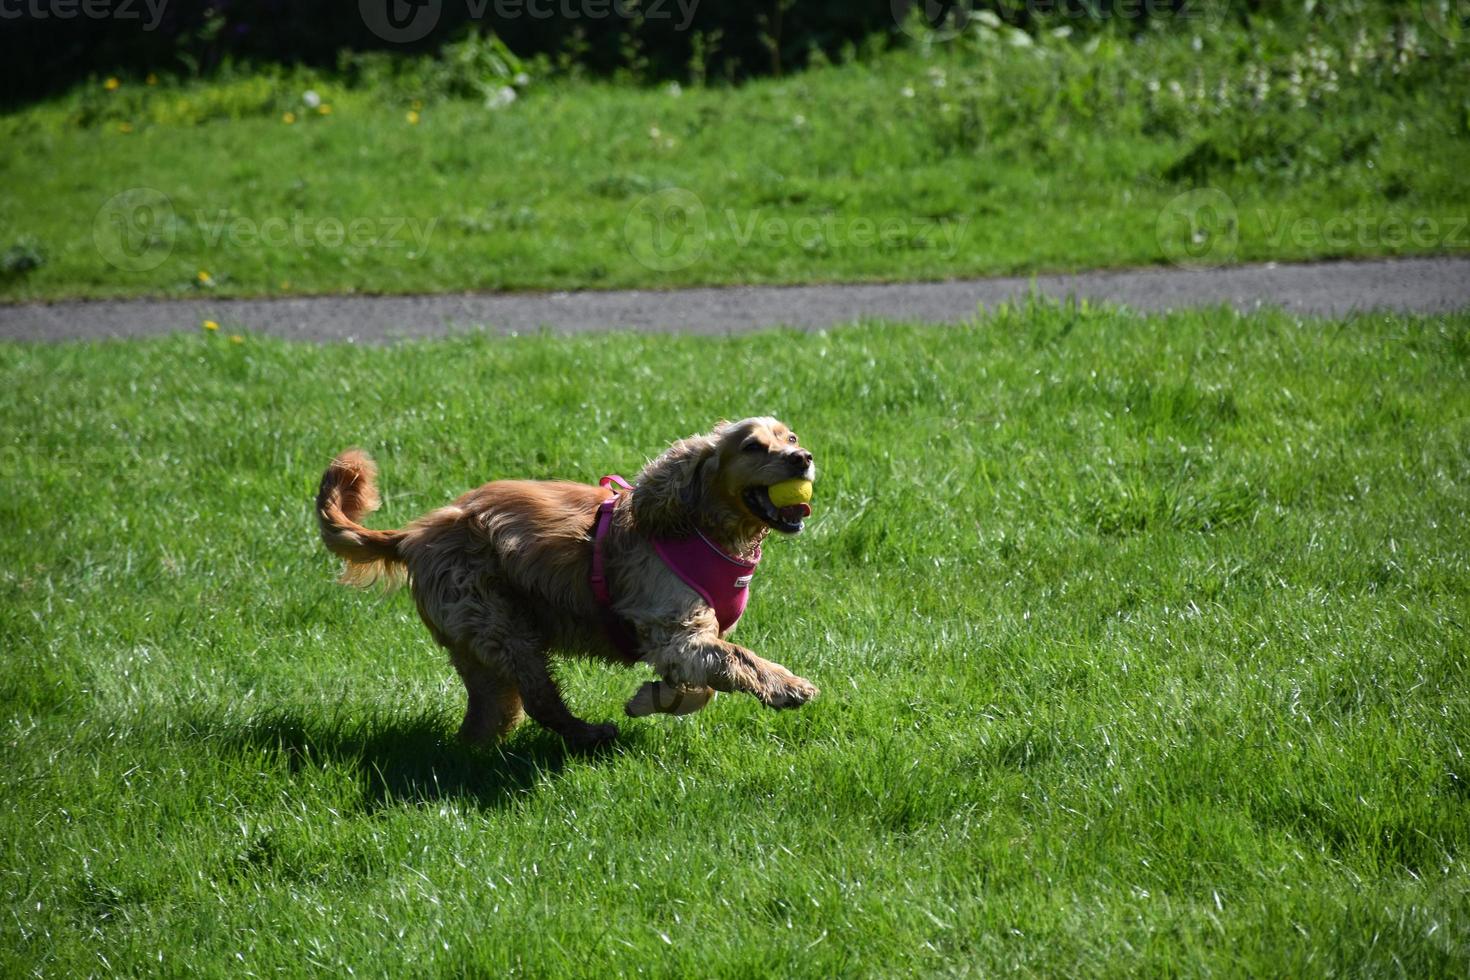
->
[590,475,639,660]
[590,474,630,607]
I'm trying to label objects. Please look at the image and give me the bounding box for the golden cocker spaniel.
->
[315,418,819,750]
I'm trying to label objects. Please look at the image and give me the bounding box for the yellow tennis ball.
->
[768,478,813,507]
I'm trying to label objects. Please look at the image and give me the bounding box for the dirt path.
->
[2,257,1466,342]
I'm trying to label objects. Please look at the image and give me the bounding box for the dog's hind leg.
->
[450,648,523,744]
[456,599,617,751]
[419,584,534,746]
[508,649,618,751]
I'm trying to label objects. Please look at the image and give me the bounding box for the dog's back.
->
[409,479,606,617]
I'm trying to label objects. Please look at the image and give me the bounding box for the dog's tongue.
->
[778,502,812,523]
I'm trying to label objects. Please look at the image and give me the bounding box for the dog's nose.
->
[790,450,813,468]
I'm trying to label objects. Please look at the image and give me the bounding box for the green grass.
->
[2,8,1468,300]
[3,303,1468,975]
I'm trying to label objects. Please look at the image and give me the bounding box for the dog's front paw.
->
[625,681,716,718]
[758,672,819,710]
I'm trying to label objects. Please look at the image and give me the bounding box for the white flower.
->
[975,10,1002,29]
[792,114,806,128]
[486,86,517,110]
[900,85,915,99]
[665,81,683,97]
[302,90,321,109]
[513,72,530,86]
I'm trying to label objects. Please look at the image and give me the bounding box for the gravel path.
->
[2,257,1466,342]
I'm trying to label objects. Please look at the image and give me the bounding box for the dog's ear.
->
[632,424,729,537]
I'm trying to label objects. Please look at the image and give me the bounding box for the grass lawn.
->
[2,303,1468,974]
[2,10,1468,300]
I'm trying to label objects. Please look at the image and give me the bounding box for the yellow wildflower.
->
[104,77,120,91]
[283,111,297,124]
[202,320,219,331]
[146,73,158,86]
[197,270,211,283]
[229,334,244,345]
[318,103,332,115]
[406,110,421,125]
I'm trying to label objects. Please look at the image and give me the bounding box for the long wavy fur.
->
[629,422,730,538]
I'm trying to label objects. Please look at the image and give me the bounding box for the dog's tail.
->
[316,449,407,588]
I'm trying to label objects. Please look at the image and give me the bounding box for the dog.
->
[315,417,819,750]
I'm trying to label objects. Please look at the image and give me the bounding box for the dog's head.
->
[632,417,816,545]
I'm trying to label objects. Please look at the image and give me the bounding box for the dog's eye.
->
[741,440,764,453]
[787,434,798,445]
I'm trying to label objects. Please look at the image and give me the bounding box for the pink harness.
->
[590,475,760,656]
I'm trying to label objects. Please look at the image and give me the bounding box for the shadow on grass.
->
[184,706,610,811]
